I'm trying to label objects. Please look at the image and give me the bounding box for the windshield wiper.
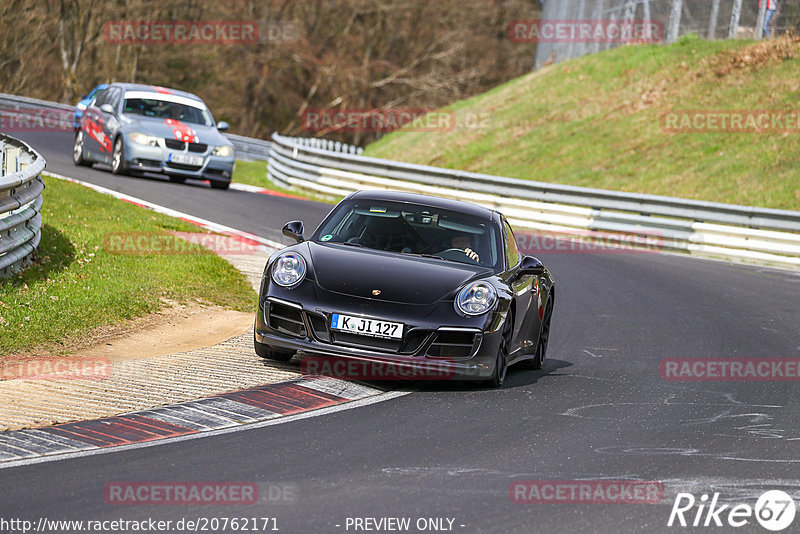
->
[413,253,460,263]
[339,241,365,248]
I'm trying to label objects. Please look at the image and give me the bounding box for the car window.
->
[122,97,213,126]
[93,88,109,107]
[314,199,501,270]
[106,88,121,111]
[504,219,520,268]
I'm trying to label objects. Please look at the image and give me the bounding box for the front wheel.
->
[485,312,512,388]
[521,293,553,370]
[72,130,90,167]
[255,336,295,362]
[111,137,129,175]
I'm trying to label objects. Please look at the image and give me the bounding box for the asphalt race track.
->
[2,129,800,533]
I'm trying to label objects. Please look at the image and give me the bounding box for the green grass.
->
[0,177,257,355]
[365,35,800,211]
[234,160,339,204]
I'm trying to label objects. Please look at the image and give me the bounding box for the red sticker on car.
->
[83,117,112,153]
[164,119,198,143]
[152,85,171,94]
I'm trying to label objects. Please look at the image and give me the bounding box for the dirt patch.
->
[710,35,800,76]
[2,300,253,365]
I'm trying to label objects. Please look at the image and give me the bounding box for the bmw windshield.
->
[122,97,214,127]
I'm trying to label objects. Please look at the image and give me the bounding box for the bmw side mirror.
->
[282,221,304,243]
[100,103,115,114]
[217,121,230,131]
[518,255,545,276]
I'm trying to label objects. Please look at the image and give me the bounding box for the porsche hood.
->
[307,242,481,305]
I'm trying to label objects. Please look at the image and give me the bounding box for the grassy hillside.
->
[365,35,800,211]
[0,178,256,354]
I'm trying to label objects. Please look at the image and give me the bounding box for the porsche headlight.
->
[128,132,159,146]
[76,102,87,111]
[456,281,497,316]
[271,252,306,288]
[212,145,234,157]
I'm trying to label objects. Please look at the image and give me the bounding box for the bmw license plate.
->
[331,313,403,339]
[168,153,203,166]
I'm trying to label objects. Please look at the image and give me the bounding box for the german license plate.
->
[330,313,403,339]
[169,153,203,166]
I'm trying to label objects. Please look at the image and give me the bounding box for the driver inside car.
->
[450,234,480,262]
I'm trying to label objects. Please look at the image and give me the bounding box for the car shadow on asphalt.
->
[411,358,574,392]
[287,357,574,393]
[91,164,219,190]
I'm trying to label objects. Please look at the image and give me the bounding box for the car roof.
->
[108,83,205,104]
[348,190,498,220]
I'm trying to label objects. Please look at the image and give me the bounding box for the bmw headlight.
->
[456,281,497,316]
[128,132,159,146]
[212,145,234,157]
[271,252,306,288]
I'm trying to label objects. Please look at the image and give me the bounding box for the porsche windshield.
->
[314,200,501,269]
[123,97,213,126]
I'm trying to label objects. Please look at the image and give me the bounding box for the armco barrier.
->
[268,132,800,268]
[0,133,45,278]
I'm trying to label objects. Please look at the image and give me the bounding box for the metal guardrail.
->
[269,132,800,268]
[0,134,46,278]
[0,93,271,162]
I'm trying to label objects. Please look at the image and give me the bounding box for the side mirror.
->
[282,220,304,243]
[217,121,230,131]
[518,255,545,276]
[99,103,115,114]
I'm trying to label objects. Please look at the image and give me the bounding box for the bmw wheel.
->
[72,130,90,167]
[111,137,129,175]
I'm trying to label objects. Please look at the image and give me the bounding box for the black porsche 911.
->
[254,191,555,387]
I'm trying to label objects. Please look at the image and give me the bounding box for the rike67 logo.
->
[668,490,796,531]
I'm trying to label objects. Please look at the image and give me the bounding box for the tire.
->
[485,311,512,388]
[521,292,554,370]
[210,180,230,190]
[72,130,91,167]
[111,137,129,175]
[254,337,295,362]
